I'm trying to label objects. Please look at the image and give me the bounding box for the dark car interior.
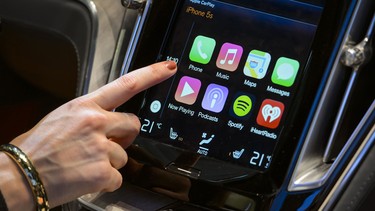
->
[0,0,374,210]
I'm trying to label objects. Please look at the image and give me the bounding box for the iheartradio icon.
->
[256,99,285,129]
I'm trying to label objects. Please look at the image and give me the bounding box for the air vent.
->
[288,0,374,192]
[323,13,374,163]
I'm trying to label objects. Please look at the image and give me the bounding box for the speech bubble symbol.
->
[276,63,294,80]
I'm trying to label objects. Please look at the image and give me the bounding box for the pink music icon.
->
[216,42,243,71]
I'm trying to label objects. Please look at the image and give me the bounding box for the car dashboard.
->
[0,0,374,210]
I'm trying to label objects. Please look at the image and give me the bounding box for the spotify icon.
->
[232,95,253,118]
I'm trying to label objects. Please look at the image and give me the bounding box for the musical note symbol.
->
[216,43,243,71]
[219,48,238,65]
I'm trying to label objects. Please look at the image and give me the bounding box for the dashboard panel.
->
[2,0,373,210]
[75,0,375,210]
[77,0,374,210]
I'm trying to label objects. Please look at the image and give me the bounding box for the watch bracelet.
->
[0,144,49,211]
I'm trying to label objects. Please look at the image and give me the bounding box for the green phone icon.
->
[271,57,300,87]
[189,35,216,64]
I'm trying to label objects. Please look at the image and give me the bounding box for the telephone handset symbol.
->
[197,40,208,59]
[189,35,215,64]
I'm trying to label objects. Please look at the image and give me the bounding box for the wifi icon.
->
[232,95,253,117]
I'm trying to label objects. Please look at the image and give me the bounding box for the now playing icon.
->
[175,76,201,105]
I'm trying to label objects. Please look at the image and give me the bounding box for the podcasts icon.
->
[201,84,229,113]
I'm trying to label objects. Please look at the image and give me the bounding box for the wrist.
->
[0,152,34,211]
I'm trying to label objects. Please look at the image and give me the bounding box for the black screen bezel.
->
[118,0,344,190]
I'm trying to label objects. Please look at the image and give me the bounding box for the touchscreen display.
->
[137,0,323,171]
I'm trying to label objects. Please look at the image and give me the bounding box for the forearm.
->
[0,61,177,210]
[0,153,34,211]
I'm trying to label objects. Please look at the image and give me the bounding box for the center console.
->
[78,0,375,210]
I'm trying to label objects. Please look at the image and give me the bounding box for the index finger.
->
[87,61,177,110]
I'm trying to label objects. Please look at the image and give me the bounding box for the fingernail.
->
[165,61,177,70]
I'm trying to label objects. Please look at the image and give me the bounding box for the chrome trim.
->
[288,0,373,191]
[320,102,375,210]
[119,0,152,77]
[76,0,99,95]
[291,101,374,191]
[340,13,374,69]
[322,68,358,162]
[324,13,375,162]
[77,193,106,211]
[109,28,127,78]
[122,0,146,9]
[106,9,139,83]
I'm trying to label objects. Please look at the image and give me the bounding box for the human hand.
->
[0,61,177,210]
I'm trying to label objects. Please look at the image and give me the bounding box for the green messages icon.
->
[189,35,216,64]
[271,57,300,87]
[233,95,252,117]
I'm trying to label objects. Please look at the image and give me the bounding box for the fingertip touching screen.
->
[137,0,324,172]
